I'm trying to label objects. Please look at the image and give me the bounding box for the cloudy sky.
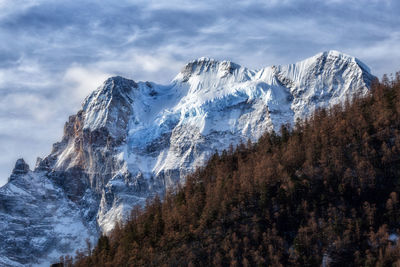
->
[0,0,399,185]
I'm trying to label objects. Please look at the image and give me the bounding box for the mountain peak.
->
[12,158,30,175]
[322,50,353,58]
[104,75,136,85]
[314,50,371,73]
[79,75,138,141]
[82,76,137,110]
[193,56,215,63]
[100,76,138,96]
[8,158,30,182]
[175,57,242,82]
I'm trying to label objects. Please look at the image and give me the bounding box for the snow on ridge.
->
[81,51,371,130]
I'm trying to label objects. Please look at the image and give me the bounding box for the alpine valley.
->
[0,51,375,266]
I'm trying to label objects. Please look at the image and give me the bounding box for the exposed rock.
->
[12,159,29,176]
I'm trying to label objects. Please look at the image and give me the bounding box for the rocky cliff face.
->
[0,51,375,266]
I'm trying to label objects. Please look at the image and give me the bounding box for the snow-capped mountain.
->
[0,51,375,266]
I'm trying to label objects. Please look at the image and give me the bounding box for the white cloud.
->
[0,0,39,19]
[352,32,400,60]
[63,66,111,101]
[136,0,212,12]
[349,32,400,77]
[0,58,53,91]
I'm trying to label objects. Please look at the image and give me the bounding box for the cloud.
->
[0,0,39,19]
[63,66,111,101]
[0,0,399,185]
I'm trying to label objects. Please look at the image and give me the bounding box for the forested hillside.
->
[70,73,400,266]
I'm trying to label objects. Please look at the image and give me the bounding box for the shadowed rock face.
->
[0,51,375,266]
[10,159,29,178]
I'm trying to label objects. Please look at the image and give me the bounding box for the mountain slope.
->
[75,74,400,267]
[0,51,374,266]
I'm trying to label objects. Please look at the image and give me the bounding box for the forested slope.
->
[71,73,400,266]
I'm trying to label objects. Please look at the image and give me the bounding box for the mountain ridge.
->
[0,51,375,266]
[74,74,400,267]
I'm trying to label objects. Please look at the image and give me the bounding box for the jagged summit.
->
[0,51,375,266]
[12,158,29,175]
[319,50,370,69]
[175,51,370,82]
[8,158,30,182]
[297,50,372,76]
[315,50,356,60]
[82,75,138,113]
[174,57,244,83]
[180,56,239,73]
[81,75,137,138]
